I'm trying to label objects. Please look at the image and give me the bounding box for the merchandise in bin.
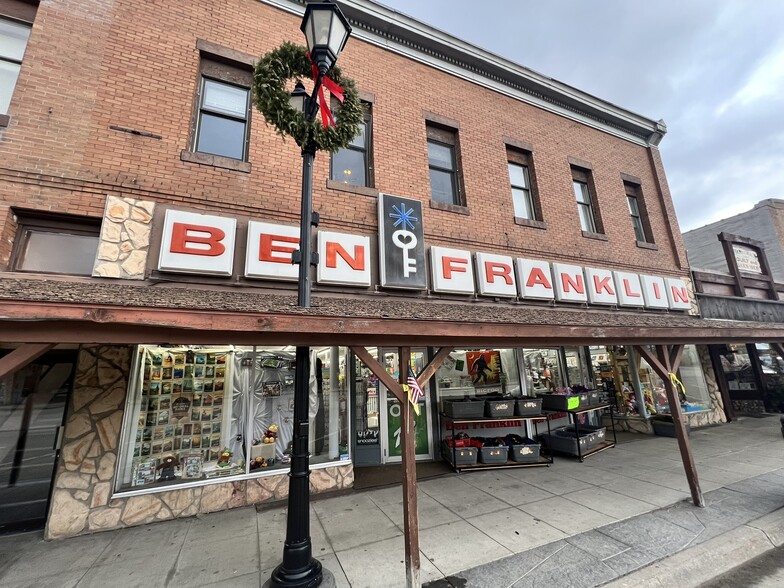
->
[485,398,515,418]
[515,397,543,416]
[478,446,508,464]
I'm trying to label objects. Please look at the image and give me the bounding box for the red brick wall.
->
[0,0,687,276]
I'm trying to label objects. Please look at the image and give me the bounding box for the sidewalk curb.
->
[601,507,784,588]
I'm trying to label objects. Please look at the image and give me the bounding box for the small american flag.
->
[407,367,425,414]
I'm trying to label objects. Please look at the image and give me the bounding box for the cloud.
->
[379,0,784,232]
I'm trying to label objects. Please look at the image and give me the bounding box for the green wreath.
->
[253,42,363,153]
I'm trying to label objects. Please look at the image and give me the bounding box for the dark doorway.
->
[0,350,76,533]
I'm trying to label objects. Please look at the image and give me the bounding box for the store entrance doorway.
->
[379,348,433,463]
[0,350,75,533]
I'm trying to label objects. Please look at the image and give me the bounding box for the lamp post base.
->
[264,567,335,588]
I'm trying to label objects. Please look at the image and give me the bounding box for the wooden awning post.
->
[398,346,420,588]
[349,346,453,587]
[635,344,704,507]
[0,343,55,380]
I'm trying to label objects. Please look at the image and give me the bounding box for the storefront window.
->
[434,348,522,410]
[590,346,647,415]
[675,345,713,413]
[637,345,712,415]
[523,348,562,393]
[756,344,784,412]
[564,347,591,388]
[354,347,381,451]
[116,345,349,493]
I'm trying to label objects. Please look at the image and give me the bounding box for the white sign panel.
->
[585,268,618,305]
[733,245,763,274]
[666,278,692,310]
[245,221,299,281]
[158,209,235,276]
[516,258,555,300]
[317,231,371,286]
[614,271,645,307]
[430,246,474,294]
[476,252,517,297]
[640,275,669,309]
[553,263,588,303]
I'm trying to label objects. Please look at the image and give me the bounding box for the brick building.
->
[1,0,782,539]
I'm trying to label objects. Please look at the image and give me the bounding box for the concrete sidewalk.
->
[0,416,782,588]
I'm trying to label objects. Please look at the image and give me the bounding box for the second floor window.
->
[0,16,32,115]
[331,103,372,187]
[507,148,539,220]
[195,78,250,161]
[625,181,653,243]
[572,167,600,234]
[11,212,100,276]
[427,124,462,205]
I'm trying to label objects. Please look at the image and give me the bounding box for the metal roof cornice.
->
[261,0,667,146]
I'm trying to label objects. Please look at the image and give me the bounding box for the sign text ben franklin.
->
[157,196,692,311]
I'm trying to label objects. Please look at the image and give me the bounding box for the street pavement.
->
[698,544,784,587]
[0,416,782,587]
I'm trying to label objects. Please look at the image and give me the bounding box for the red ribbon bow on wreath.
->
[307,52,345,127]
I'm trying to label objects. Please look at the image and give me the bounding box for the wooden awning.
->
[2,276,783,345]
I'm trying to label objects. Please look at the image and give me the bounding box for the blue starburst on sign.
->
[389,203,418,231]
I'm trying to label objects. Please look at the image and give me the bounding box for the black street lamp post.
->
[268,2,351,587]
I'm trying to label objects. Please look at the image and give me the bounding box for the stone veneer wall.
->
[46,345,353,540]
[92,196,155,279]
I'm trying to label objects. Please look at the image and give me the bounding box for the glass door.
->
[379,349,433,463]
[0,351,75,533]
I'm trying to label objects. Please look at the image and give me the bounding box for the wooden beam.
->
[0,343,55,380]
[646,344,704,508]
[414,346,454,388]
[398,347,420,588]
[634,345,668,378]
[4,301,784,346]
[349,346,406,403]
[669,344,685,373]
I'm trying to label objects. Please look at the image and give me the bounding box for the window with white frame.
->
[0,16,32,115]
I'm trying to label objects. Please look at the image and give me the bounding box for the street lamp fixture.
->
[268,2,352,588]
[301,0,352,75]
[288,80,308,114]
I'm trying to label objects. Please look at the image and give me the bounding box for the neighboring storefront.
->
[689,232,784,417]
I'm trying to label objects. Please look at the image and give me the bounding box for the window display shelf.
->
[439,412,553,473]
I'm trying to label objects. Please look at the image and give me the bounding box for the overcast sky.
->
[379,0,784,232]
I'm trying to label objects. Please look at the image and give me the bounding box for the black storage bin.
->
[485,398,514,418]
[509,441,541,463]
[587,390,603,405]
[539,393,582,411]
[478,446,509,464]
[444,399,485,419]
[515,397,543,416]
[541,432,592,456]
[554,425,607,449]
[576,392,590,408]
[442,442,478,465]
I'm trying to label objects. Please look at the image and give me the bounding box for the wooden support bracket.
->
[349,346,453,587]
[0,343,55,380]
[634,344,704,507]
